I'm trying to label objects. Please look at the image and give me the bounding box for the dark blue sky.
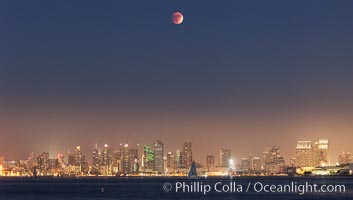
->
[1,0,353,163]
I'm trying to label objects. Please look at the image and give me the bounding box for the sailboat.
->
[188,161,198,179]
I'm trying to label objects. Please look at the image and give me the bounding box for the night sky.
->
[1,0,353,164]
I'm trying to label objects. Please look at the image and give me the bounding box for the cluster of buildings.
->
[294,140,330,168]
[237,145,285,175]
[0,139,352,177]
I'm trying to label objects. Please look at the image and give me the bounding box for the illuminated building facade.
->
[295,139,330,168]
[252,157,262,172]
[296,141,314,167]
[143,145,154,172]
[37,152,49,175]
[166,152,176,173]
[206,155,215,172]
[182,141,193,169]
[91,144,101,175]
[219,148,231,167]
[313,139,329,167]
[154,140,164,174]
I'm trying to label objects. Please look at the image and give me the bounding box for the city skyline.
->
[1,138,353,177]
[0,138,351,165]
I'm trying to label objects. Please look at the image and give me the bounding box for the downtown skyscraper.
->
[295,139,330,168]
[154,140,164,174]
[219,148,231,168]
[182,141,193,169]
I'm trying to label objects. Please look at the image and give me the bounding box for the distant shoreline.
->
[0,175,352,181]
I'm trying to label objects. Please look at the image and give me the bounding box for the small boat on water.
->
[188,161,198,179]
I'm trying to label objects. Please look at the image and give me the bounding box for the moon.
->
[172,12,183,25]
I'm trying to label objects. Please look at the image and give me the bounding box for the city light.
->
[0,139,352,177]
[229,159,235,169]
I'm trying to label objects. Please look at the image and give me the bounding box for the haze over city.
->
[1,0,353,164]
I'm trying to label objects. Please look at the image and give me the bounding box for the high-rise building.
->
[166,152,176,173]
[102,144,112,166]
[206,155,215,172]
[252,157,262,172]
[296,141,313,167]
[175,149,183,170]
[129,148,139,173]
[143,145,154,172]
[117,144,139,174]
[37,152,49,175]
[68,146,87,173]
[91,143,101,175]
[241,158,250,171]
[57,153,65,167]
[68,151,75,166]
[114,149,122,172]
[219,148,231,167]
[154,140,164,174]
[263,145,285,174]
[182,141,193,169]
[121,144,130,174]
[270,145,280,162]
[338,152,352,165]
[313,139,329,167]
[295,139,330,168]
[262,148,271,168]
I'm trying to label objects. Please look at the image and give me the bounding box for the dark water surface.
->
[0,176,352,200]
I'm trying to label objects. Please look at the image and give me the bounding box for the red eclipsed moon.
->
[172,12,183,25]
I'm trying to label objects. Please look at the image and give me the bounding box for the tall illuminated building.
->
[37,152,49,175]
[270,145,280,162]
[295,141,313,167]
[252,157,262,172]
[206,155,215,171]
[175,149,183,170]
[102,144,112,166]
[74,146,82,166]
[143,145,154,172]
[262,148,271,168]
[313,139,329,167]
[121,144,130,174]
[91,143,101,175]
[129,148,139,173]
[241,158,250,171]
[67,146,87,173]
[119,144,139,174]
[57,153,65,167]
[295,139,329,167]
[219,148,231,167]
[154,140,164,174]
[182,141,193,169]
[114,149,122,172]
[166,152,176,173]
[68,151,75,166]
